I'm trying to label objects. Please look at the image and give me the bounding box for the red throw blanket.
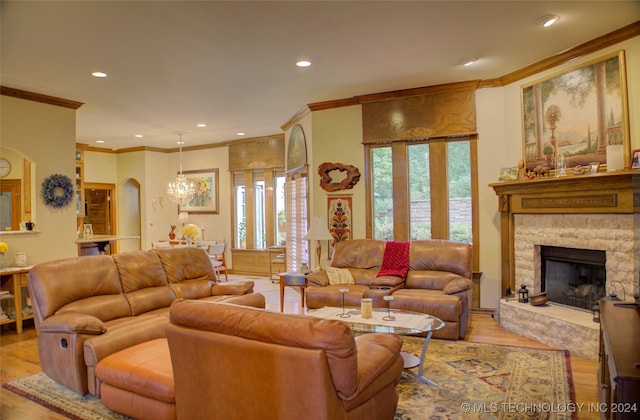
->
[377,241,410,278]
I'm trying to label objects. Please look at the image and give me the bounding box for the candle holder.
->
[338,288,350,318]
[382,295,395,321]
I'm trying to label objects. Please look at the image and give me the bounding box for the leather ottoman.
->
[95,338,176,420]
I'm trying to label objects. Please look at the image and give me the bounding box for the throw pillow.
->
[326,266,355,285]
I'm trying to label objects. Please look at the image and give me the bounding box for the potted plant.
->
[543,144,554,165]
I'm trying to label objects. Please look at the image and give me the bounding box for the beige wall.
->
[0,95,77,265]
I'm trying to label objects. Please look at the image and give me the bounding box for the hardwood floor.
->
[0,277,599,419]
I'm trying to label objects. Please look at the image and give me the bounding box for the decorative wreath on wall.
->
[41,174,74,208]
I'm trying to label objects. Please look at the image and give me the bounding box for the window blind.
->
[285,174,308,272]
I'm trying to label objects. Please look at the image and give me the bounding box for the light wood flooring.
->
[0,277,599,419]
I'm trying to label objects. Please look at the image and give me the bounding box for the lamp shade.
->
[303,216,333,241]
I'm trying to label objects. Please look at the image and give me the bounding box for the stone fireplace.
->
[491,172,639,361]
[540,245,606,310]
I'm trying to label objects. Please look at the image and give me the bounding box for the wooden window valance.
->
[228,135,285,171]
[362,83,477,144]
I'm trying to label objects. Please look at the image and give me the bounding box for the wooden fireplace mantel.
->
[490,170,640,296]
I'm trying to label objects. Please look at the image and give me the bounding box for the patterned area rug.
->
[398,338,575,419]
[2,338,575,420]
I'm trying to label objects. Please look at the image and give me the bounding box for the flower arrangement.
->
[181,223,200,240]
[544,105,562,127]
[41,174,74,208]
[0,242,8,253]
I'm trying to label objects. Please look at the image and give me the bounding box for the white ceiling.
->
[2,1,639,150]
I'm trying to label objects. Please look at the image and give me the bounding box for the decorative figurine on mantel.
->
[517,159,527,180]
[572,165,586,175]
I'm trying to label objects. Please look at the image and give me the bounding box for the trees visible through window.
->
[368,137,475,245]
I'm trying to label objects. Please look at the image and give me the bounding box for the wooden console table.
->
[598,300,640,419]
[0,266,34,333]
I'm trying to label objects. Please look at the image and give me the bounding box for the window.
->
[254,174,265,249]
[274,173,286,246]
[285,173,308,271]
[234,173,246,248]
[367,136,476,247]
[232,168,284,250]
[371,147,393,240]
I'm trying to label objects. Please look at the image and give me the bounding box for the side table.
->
[279,272,308,312]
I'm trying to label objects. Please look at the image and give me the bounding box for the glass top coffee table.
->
[307,306,444,385]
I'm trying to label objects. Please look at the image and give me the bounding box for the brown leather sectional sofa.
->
[27,247,265,396]
[94,300,404,420]
[305,239,472,340]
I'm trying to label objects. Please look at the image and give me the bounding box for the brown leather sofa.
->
[27,247,265,396]
[305,239,472,340]
[166,300,405,420]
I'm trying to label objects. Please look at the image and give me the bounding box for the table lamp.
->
[303,216,333,271]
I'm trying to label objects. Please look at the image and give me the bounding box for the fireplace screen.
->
[541,246,606,311]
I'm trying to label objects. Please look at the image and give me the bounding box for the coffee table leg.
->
[401,331,436,385]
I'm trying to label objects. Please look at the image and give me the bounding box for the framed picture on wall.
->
[631,149,640,169]
[178,168,219,214]
[521,50,630,173]
[327,196,352,258]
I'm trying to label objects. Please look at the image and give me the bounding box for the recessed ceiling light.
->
[96,140,105,144]
[134,134,143,138]
[296,60,311,68]
[537,15,559,27]
[236,132,246,136]
[196,123,207,128]
[91,71,108,78]
[462,58,477,67]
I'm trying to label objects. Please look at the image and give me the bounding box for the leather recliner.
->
[166,300,405,420]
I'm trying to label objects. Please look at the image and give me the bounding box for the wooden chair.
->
[151,241,171,249]
[199,241,228,282]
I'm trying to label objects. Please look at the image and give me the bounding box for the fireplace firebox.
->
[540,246,606,311]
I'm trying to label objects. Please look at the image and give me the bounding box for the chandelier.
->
[167,133,195,206]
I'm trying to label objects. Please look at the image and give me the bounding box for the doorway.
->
[84,183,117,252]
[0,179,21,231]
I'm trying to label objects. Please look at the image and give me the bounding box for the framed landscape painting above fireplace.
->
[521,50,630,173]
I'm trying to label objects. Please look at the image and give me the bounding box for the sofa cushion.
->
[443,278,473,294]
[406,271,468,290]
[154,247,216,299]
[95,338,174,403]
[330,239,385,270]
[326,266,355,285]
[29,255,131,322]
[409,240,472,279]
[112,250,175,316]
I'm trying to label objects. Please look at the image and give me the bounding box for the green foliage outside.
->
[373,140,472,243]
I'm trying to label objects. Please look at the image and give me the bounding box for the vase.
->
[0,253,4,270]
[169,225,176,240]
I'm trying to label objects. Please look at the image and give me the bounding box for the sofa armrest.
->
[211,281,254,296]
[443,278,472,294]
[38,312,107,335]
[306,271,329,287]
[340,333,403,403]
